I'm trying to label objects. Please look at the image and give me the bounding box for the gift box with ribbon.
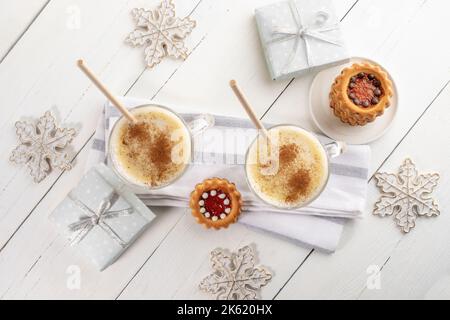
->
[50,164,155,271]
[255,0,350,80]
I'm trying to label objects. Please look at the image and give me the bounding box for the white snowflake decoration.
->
[374,158,440,233]
[125,0,196,68]
[199,245,272,300]
[10,111,76,183]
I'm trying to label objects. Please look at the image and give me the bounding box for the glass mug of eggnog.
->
[245,125,346,209]
[108,104,212,190]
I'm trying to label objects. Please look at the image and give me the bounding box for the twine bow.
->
[68,192,134,247]
[269,0,342,73]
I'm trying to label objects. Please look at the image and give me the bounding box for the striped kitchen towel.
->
[86,97,371,252]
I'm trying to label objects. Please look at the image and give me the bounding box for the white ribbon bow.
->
[269,0,342,73]
[68,192,134,247]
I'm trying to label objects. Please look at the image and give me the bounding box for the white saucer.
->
[309,57,398,145]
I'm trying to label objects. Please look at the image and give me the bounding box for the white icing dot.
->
[202,193,208,199]
[200,207,206,213]
[198,200,204,206]
[223,198,230,205]
[210,190,217,196]
[219,194,226,199]
[220,213,226,220]
[204,212,211,218]
[225,208,231,214]
[212,216,218,222]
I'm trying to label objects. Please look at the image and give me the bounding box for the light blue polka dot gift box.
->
[255,0,350,81]
[50,164,155,271]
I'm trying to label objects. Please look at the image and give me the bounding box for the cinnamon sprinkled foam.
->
[246,126,328,208]
[110,105,191,188]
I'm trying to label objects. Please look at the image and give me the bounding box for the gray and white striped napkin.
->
[86,97,371,252]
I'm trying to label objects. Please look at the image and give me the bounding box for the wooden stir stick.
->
[229,80,269,139]
[77,59,137,123]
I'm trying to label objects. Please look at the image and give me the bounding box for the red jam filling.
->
[203,190,231,217]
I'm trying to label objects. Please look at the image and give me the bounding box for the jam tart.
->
[330,62,393,126]
[190,178,242,229]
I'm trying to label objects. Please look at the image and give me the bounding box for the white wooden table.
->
[0,0,449,300]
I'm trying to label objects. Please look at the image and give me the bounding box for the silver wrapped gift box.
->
[50,164,155,271]
[255,0,350,80]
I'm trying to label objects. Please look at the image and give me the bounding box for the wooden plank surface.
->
[0,0,49,60]
[277,83,450,300]
[0,0,448,300]
[0,0,354,299]
[273,0,450,300]
[0,0,199,250]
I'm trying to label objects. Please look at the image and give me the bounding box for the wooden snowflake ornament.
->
[125,0,196,68]
[10,111,76,183]
[374,158,440,233]
[199,245,272,300]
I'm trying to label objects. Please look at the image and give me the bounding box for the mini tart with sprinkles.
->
[330,62,393,126]
[190,178,242,229]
